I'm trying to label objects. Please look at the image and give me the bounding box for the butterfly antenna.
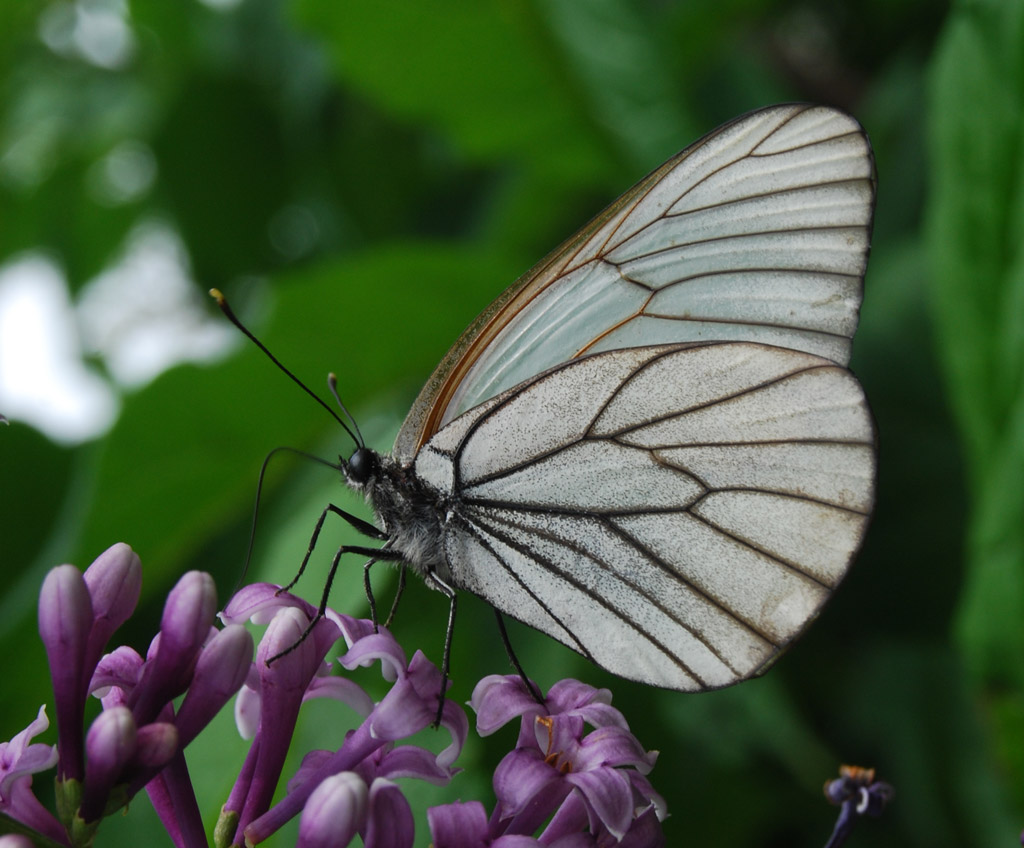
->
[234,445,344,591]
[327,372,365,449]
[210,289,360,450]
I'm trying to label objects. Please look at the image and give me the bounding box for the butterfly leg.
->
[426,571,457,728]
[363,545,407,631]
[269,542,405,664]
[494,610,545,707]
[383,565,407,629]
[280,504,386,594]
[363,557,380,628]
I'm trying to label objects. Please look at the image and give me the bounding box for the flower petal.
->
[470,676,544,737]
[338,631,408,681]
[303,675,375,718]
[89,645,143,699]
[0,706,58,780]
[233,683,261,740]
[435,698,469,770]
[616,806,665,848]
[574,726,656,774]
[426,800,489,848]
[364,778,414,848]
[566,767,633,841]
[297,772,368,848]
[375,745,455,785]
[492,748,558,815]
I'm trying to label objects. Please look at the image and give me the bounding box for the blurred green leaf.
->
[927,0,1024,686]
[152,75,291,285]
[292,0,614,184]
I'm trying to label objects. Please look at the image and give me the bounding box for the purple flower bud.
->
[129,571,217,725]
[81,544,142,689]
[134,722,178,771]
[38,565,93,782]
[116,717,181,803]
[174,624,253,747]
[296,772,367,848]
[230,607,328,842]
[363,778,414,848]
[89,645,143,704]
[80,707,137,822]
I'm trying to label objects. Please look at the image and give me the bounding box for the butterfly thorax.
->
[347,449,448,576]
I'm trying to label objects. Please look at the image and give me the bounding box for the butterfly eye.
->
[346,446,377,485]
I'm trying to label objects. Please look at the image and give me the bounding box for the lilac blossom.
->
[427,676,665,848]
[86,569,251,848]
[219,583,468,847]
[0,706,65,845]
[12,544,252,848]
[5,544,669,848]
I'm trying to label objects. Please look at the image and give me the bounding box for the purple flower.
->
[16,544,254,848]
[427,676,665,847]
[220,602,338,844]
[220,584,467,847]
[0,707,66,845]
[86,571,252,847]
[12,546,667,848]
[823,765,893,848]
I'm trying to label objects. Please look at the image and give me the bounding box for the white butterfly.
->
[229,103,877,692]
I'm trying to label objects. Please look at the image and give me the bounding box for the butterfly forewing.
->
[413,342,875,690]
[394,104,875,463]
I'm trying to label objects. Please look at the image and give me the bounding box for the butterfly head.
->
[343,445,379,489]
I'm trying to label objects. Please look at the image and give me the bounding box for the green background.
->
[2,0,1023,845]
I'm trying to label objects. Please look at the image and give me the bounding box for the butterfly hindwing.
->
[413,341,875,691]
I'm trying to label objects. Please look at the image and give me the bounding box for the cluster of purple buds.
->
[8,543,253,846]
[0,544,667,848]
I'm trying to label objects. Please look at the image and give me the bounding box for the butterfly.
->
[221,103,876,693]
